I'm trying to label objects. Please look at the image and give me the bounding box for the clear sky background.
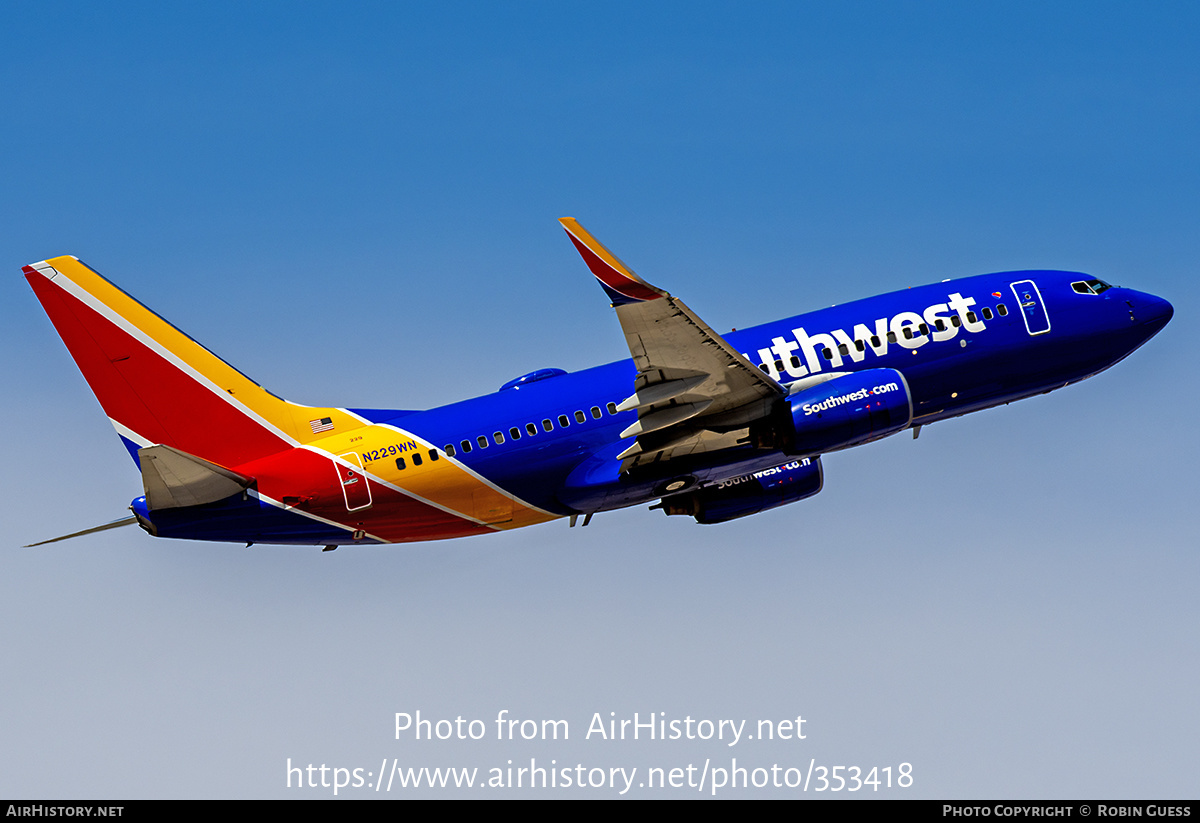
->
[2,1,1196,798]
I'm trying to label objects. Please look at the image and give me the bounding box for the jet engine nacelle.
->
[785,368,913,455]
[656,458,823,524]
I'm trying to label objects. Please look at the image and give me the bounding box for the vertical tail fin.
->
[25,256,364,470]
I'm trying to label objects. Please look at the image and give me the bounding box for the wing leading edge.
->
[558,218,786,470]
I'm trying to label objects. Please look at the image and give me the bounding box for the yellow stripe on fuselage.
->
[308,425,559,529]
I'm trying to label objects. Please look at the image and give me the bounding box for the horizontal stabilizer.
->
[139,445,253,510]
[23,516,138,547]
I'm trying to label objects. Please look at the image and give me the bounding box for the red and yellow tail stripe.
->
[25,256,365,469]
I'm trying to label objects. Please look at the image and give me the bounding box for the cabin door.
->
[1010,279,1051,336]
[335,453,373,511]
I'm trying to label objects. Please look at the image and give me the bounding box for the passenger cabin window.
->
[997,304,1008,316]
[558,414,570,428]
[606,402,617,415]
[574,410,586,424]
[509,427,521,441]
[396,457,406,470]
[542,418,553,432]
[951,315,961,327]
[412,452,423,466]
[477,435,489,449]
[590,406,601,419]
[445,444,456,457]
[430,449,440,461]
[966,311,978,324]
[493,431,504,445]
[526,422,537,436]
[982,307,993,321]
[460,439,472,454]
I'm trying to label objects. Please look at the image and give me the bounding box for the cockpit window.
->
[1072,278,1112,295]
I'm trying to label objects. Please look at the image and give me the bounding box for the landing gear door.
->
[1010,279,1051,336]
[335,452,373,511]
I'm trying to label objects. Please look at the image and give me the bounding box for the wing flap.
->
[615,374,710,412]
[619,399,713,439]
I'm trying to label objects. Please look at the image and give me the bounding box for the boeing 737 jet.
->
[24,219,1173,548]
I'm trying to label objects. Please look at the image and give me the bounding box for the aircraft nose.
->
[1135,292,1174,336]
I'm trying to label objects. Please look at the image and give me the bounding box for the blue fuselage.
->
[347,270,1172,516]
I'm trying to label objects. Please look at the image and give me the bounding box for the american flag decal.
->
[309,417,334,433]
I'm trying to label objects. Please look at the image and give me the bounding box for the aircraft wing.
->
[559,218,786,469]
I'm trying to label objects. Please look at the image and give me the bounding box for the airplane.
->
[23,218,1173,549]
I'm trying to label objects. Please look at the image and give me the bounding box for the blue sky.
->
[3,1,1197,797]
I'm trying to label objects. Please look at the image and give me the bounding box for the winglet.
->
[558,218,666,305]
